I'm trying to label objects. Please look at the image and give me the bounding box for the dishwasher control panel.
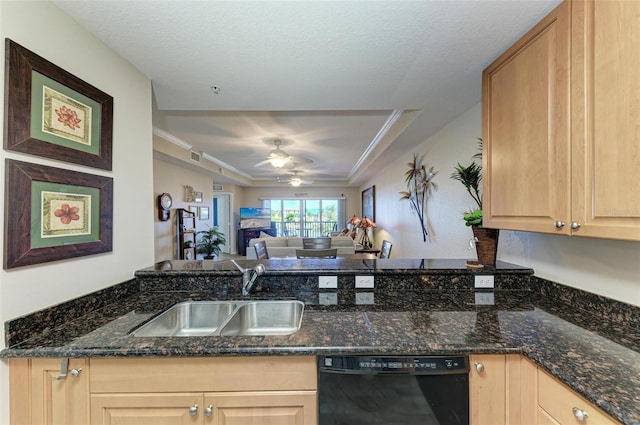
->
[320,355,469,375]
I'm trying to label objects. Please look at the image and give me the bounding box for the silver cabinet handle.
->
[189,404,198,416]
[474,362,484,373]
[554,221,565,229]
[70,368,82,378]
[570,221,581,229]
[204,404,213,416]
[572,407,589,421]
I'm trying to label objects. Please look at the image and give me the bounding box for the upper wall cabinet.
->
[482,0,640,241]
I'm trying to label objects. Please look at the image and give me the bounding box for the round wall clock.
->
[157,193,172,221]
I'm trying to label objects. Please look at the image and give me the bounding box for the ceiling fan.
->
[254,139,313,169]
[277,170,314,187]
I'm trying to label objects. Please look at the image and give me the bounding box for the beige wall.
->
[154,158,240,260]
[361,103,640,306]
[0,1,155,421]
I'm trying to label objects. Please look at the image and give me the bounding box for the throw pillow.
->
[259,231,273,238]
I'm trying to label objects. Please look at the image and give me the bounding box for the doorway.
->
[213,193,232,254]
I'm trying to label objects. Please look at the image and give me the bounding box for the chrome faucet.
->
[231,260,266,296]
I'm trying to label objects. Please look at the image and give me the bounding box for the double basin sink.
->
[131,300,304,337]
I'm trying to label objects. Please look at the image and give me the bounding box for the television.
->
[239,207,271,229]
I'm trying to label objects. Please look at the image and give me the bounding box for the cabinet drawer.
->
[537,369,619,424]
[91,356,317,393]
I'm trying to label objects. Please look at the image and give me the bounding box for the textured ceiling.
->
[53,0,562,187]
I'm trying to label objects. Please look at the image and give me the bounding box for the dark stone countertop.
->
[2,259,638,424]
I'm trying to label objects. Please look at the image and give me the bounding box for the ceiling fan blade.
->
[289,156,313,165]
[254,159,272,167]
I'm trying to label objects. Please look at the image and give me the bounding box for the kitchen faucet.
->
[231,260,266,296]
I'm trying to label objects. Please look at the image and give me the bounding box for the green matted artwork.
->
[4,160,113,269]
[4,39,113,170]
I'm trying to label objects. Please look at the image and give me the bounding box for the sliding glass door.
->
[265,199,343,237]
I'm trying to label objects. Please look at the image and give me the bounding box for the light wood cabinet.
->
[9,358,90,425]
[469,354,507,425]
[483,0,640,241]
[89,356,317,425]
[537,367,620,425]
[470,354,619,425]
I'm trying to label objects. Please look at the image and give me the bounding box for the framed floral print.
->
[4,39,113,170]
[4,160,113,269]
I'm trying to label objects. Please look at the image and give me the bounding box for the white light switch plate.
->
[319,293,338,305]
[355,275,374,288]
[318,276,338,289]
[475,292,495,305]
[474,275,495,289]
[355,292,374,305]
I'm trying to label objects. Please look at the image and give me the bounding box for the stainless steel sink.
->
[131,301,238,337]
[130,300,304,337]
[219,300,304,336]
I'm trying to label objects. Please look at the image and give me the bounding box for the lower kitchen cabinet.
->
[90,391,316,425]
[470,354,619,425]
[537,367,620,425]
[469,353,508,425]
[9,358,90,425]
[89,356,317,425]
[10,356,317,425]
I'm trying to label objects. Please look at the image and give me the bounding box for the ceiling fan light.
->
[290,178,302,187]
[270,157,287,168]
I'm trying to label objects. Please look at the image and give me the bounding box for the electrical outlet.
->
[318,275,338,289]
[319,293,338,305]
[355,292,375,305]
[475,292,495,305]
[355,275,374,288]
[474,275,495,289]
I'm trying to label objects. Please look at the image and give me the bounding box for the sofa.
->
[246,235,355,259]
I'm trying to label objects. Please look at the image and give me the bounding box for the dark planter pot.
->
[471,226,499,266]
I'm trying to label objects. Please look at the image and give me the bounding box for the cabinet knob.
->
[70,368,82,378]
[189,404,198,416]
[554,221,565,229]
[570,221,581,230]
[474,362,485,373]
[572,407,589,421]
[205,404,213,416]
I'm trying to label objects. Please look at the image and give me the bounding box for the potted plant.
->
[451,139,499,266]
[196,225,226,259]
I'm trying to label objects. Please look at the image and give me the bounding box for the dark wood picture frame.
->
[4,160,113,269]
[362,185,375,222]
[4,39,113,170]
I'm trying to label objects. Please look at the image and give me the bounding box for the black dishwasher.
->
[318,355,469,425]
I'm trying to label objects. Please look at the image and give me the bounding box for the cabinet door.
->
[204,391,317,425]
[469,354,506,425]
[483,1,571,234]
[571,0,640,240]
[91,393,203,425]
[506,354,538,424]
[10,358,89,425]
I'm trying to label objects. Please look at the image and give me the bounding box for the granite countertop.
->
[2,259,639,424]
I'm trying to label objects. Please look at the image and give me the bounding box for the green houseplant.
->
[451,139,498,265]
[196,225,227,259]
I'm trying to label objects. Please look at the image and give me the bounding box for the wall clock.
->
[157,193,172,221]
